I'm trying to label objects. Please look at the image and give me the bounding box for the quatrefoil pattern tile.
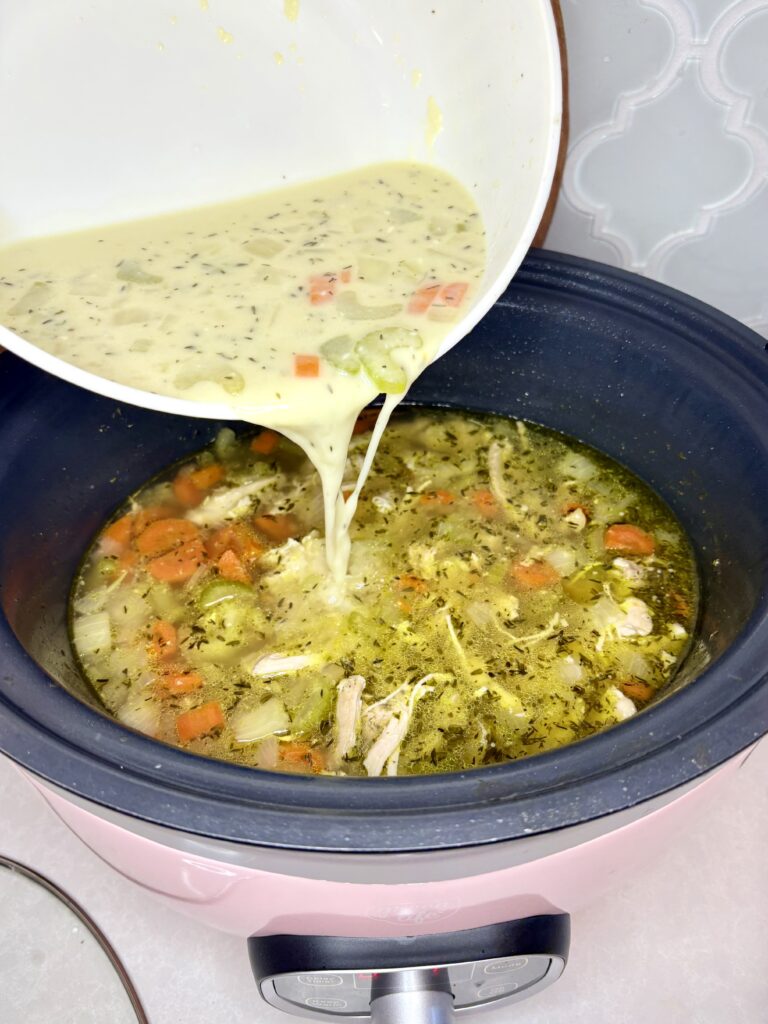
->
[545,0,768,339]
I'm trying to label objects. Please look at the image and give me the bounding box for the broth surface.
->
[70,410,698,776]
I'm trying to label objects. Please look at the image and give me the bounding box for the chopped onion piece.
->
[358,256,390,282]
[174,364,245,395]
[73,611,112,657]
[118,697,160,735]
[8,282,51,316]
[243,237,284,258]
[116,259,163,285]
[558,452,597,482]
[256,735,280,769]
[544,547,577,577]
[232,697,290,743]
[389,207,421,224]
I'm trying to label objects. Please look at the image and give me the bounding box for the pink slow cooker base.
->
[23,753,748,940]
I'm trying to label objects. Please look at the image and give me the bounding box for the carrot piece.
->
[133,504,178,536]
[339,267,352,284]
[104,514,134,549]
[206,523,265,564]
[158,670,204,696]
[189,463,225,490]
[604,523,655,557]
[396,574,428,594]
[250,430,280,455]
[470,489,498,517]
[280,742,325,774]
[176,701,225,742]
[294,353,320,378]
[619,679,655,703]
[418,489,455,508]
[669,590,691,620]
[438,282,468,308]
[254,514,301,542]
[147,536,205,583]
[217,548,250,584]
[509,559,560,590]
[407,283,441,315]
[172,473,204,509]
[352,408,380,436]
[136,518,201,557]
[118,548,138,571]
[308,273,336,305]
[148,620,178,661]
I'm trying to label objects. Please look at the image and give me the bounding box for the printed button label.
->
[298,974,344,987]
[306,996,348,1010]
[477,981,519,1000]
[484,957,528,974]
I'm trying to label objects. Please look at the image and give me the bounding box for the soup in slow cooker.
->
[70,409,698,776]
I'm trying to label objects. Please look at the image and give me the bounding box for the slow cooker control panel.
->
[249,914,570,1021]
[266,954,557,1016]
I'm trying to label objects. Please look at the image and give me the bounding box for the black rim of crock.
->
[1,249,767,854]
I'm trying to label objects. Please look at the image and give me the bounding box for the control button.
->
[305,996,348,1011]
[477,981,519,1001]
[298,974,345,987]
[483,957,528,974]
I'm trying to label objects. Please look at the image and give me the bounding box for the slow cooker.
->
[1,251,767,1020]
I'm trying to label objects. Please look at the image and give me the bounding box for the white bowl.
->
[0,0,562,418]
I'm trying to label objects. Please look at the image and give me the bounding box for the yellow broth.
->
[70,409,698,776]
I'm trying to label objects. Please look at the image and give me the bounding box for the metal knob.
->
[369,969,454,1024]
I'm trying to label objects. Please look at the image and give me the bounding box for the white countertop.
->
[1,743,767,1024]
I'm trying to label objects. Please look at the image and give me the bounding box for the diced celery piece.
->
[358,348,407,393]
[116,260,164,285]
[337,291,402,321]
[290,678,334,738]
[214,427,238,460]
[360,327,422,353]
[319,335,361,374]
[356,329,423,394]
[199,580,253,608]
[563,573,603,604]
[95,557,119,579]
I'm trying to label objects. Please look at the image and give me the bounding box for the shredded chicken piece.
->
[616,598,653,638]
[487,441,511,510]
[442,611,469,668]
[372,493,395,514]
[362,675,442,777]
[609,686,637,720]
[612,557,644,581]
[502,613,567,649]
[248,653,317,677]
[333,675,366,761]
[186,477,276,527]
